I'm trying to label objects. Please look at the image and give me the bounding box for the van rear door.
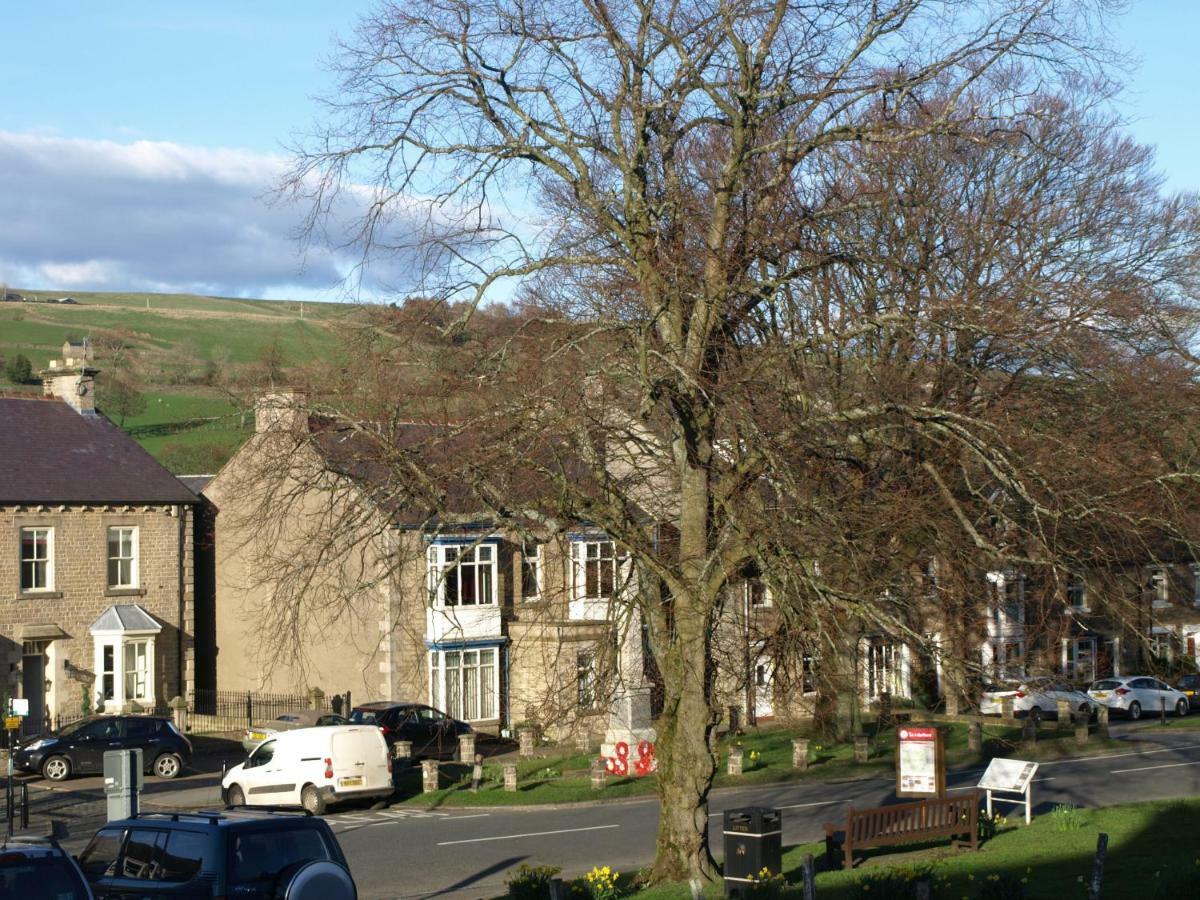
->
[331,727,390,792]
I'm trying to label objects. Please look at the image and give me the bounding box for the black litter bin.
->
[722,806,782,896]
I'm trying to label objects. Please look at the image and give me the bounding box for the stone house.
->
[0,341,198,735]
[202,392,654,745]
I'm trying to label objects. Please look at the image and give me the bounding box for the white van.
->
[222,724,392,815]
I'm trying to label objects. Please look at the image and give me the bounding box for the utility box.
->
[722,806,782,895]
[104,749,144,821]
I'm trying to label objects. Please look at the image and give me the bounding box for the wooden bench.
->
[823,792,980,870]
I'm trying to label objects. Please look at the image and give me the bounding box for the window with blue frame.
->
[427,542,497,606]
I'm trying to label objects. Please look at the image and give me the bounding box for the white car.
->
[1088,675,1190,720]
[980,677,1095,722]
[222,724,393,815]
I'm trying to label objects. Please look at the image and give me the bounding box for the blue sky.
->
[0,1,1195,300]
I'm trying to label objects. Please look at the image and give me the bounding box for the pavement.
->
[6,720,1200,898]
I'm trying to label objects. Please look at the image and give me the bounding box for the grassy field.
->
[390,719,1125,809]
[1,289,356,471]
[544,798,1200,899]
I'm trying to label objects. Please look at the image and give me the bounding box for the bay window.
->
[429,646,498,721]
[427,542,496,607]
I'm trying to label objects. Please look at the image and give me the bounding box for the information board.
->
[978,758,1038,793]
[895,725,945,797]
[8,698,29,717]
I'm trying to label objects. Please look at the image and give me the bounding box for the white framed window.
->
[1064,637,1096,682]
[577,651,597,708]
[100,643,116,703]
[1150,569,1170,608]
[19,527,53,592]
[572,540,625,600]
[429,647,498,721]
[427,543,497,607]
[521,541,542,601]
[1000,575,1024,625]
[1067,576,1087,612]
[745,578,771,607]
[107,526,139,589]
[1191,564,1200,607]
[866,640,898,698]
[801,652,819,694]
[124,639,151,701]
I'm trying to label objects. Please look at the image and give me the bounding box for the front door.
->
[753,656,775,719]
[21,648,46,738]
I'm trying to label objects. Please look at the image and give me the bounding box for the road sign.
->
[8,698,29,717]
[895,725,945,798]
[3,716,19,730]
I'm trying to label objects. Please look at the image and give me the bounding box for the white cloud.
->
[0,130,420,300]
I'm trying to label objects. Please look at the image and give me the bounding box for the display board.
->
[895,725,945,797]
[978,758,1038,793]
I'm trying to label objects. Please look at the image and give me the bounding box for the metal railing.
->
[186,688,330,733]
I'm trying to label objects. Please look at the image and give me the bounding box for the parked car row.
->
[979,673,1194,720]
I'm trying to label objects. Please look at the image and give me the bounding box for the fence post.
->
[1088,832,1109,900]
[802,854,816,900]
[245,692,253,729]
[1097,705,1110,738]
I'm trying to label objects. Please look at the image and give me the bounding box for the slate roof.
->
[89,604,162,634]
[0,397,197,504]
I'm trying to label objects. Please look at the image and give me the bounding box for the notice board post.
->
[895,725,945,798]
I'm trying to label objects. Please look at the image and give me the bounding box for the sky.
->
[0,1,1196,302]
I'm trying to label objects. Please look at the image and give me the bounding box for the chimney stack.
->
[255,389,309,434]
[41,338,98,415]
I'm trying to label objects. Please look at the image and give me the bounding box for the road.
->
[15,722,1200,899]
[332,727,1200,899]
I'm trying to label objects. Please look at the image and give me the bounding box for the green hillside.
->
[0,289,350,474]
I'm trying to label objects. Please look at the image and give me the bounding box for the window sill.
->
[105,587,146,598]
[18,590,62,600]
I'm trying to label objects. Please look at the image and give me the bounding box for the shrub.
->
[505,863,562,899]
[856,862,936,898]
[5,353,32,384]
[1048,803,1085,832]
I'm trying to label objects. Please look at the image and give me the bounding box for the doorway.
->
[21,641,48,737]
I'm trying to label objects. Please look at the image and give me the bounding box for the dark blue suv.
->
[77,809,356,899]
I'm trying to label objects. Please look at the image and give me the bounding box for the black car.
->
[12,715,192,782]
[1177,674,1200,710]
[77,808,355,899]
[348,701,472,760]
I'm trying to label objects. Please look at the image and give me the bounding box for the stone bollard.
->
[1000,697,1014,719]
[792,738,810,771]
[590,757,607,791]
[1057,699,1071,726]
[968,718,982,752]
[853,734,870,763]
[458,731,476,763]
[1075,714,1089,746]
[503,762,518,792]
[394,740,413,765]
[421,759,439,793]
[308,686,325,711]
[1021,716,1038,746]
[518,726,538,758]
[168,695,188,734]
[1097,705,1110,739]
[728,745,744,776]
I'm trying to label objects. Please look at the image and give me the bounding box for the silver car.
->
[980,676,1094,722]
[241,709,348,752]
[1088,675,1189,720]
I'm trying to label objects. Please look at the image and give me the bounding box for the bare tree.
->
[270,0,1200,882]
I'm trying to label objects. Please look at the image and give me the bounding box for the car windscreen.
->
[1090,680,1122,690]
[0,855,91,900]
[54,717,100,737]
[348,709,378,725]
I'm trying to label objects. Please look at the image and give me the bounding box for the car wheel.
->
[1176,699,1189,718]
[301,783,326,816]
[227,784,246,807]
[1028,706,1043,724]
[1128,701,1142,720]
[153,752,183,779]
[42,755,72,782]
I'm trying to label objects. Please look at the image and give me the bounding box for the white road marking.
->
[437,824,620,846]
[1110,760,1200,774]
[947,776,1055,793]
[1036,742,1200,767]
[709,799,847,818]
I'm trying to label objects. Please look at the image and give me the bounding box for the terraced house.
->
[0,341,198,736]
